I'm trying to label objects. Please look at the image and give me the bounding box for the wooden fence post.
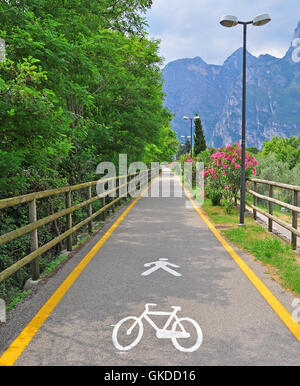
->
[268,185,273,232]
[292,190,298,250]
[119,176,124,204]
[112,178,117,213]
[122,175,127,204]
[65,190,72,251]
[127,174,131,200]
[253,181,257,220]
[29,199,40,280]
[101,182,106,222]
[88,186,93,234]
[124,175,127,203]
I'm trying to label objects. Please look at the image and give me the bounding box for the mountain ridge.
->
[163,22,300,149]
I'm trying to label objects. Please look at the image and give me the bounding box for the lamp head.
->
[220,15,238,27]
[252,13,271,26]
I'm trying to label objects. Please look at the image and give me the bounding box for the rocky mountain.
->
[163,22,300,149]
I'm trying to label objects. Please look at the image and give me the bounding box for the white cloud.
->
[146,0,300,65]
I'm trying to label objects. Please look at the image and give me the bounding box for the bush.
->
[203,143,258,211]
[255,152,299,206]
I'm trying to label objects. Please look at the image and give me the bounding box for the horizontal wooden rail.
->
[0,181,129,247]
[246,202,300,238]
[247,177,299,250]
[0,199,115,283]
[248,177,300,192]
[247,189,300,214]
[0,173,138,210]
[0,168,159,283]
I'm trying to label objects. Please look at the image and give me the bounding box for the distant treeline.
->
[250,135,300,184]
[248,135,300,206]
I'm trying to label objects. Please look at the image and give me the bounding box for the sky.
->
[146,0,300,66]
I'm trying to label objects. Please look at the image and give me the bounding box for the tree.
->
[246,147,259,154]
[0,0,176,303]
[143,127,179,164]
[158,127,179,163]
[193,114,206,155]
[261,135,300,170]
[0,0,172,193]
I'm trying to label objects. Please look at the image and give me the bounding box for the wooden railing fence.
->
[246,177,300,250]
[0,168,159,283]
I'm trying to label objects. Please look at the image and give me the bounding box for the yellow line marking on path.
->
[179,177,300,344]
[0,176,159,366]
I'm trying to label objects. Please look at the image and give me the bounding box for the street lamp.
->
[181,135,191,139]
[180,135,191,151]
[220,13,271,226]
[183,116,200,157]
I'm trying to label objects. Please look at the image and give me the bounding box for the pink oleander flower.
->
[203,144,258,205]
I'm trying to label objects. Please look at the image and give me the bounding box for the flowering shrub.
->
[203,143,258,211]
[179,153,198,186]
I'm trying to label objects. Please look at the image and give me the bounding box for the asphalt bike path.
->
[0,169,299,365]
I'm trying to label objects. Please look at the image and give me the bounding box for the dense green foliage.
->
[257,136,300,187]
[0,1,178,303]
[0,0,175,198]
[260,135,300,171]
[255,135,300,205]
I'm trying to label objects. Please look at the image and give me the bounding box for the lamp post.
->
[220,13,271,226]
[183,116,200,157]
[180,135,191,154]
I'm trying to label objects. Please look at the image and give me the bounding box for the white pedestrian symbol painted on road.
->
[141,258,182,277]
[112,303,203,352]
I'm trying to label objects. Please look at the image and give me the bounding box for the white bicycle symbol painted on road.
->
[112,303,203,352]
